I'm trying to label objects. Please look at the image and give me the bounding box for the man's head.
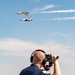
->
[30,49,46,66]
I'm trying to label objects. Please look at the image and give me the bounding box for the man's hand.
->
[52,55,59,63]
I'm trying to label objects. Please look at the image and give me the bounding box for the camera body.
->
[42,54,53,71]
[42,54,53,67]
[45,54,53,67]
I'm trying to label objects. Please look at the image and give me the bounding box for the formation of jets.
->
[16,11,32,22]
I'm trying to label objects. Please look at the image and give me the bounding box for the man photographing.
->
[19,49,61,75]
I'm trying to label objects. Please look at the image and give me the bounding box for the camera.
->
[42,54,53,71]
[45,54,53,67]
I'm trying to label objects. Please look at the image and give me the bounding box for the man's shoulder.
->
[19,64,40,75]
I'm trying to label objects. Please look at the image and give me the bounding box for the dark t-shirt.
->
[19,64,50,75]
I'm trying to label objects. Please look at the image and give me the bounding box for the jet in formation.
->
[16,11,29,16]
[19,17,32,22]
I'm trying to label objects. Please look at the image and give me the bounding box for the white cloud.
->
[51,17,75,20]
[31,9,75,13]
[41,9,75,13]
[39,17,75,21]
[0,38,49,56]
[0,38,52,52]
[31,4,55,12]
[39,5,55,11]
[0,38,75,57]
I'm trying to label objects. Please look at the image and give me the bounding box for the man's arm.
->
[52,56,61,75]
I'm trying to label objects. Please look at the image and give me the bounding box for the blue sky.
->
[0,0,75,75]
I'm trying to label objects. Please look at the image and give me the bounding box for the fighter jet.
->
[16,11,29,16]
[19,17,32,22]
